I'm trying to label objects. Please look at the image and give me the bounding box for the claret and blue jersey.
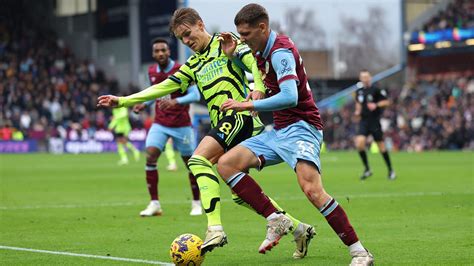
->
[253,30,323,130]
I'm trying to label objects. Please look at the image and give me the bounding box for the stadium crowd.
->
[0,14,149,149]
[1,3,472,152]
[322,73,474,151]
[421,0,474,32]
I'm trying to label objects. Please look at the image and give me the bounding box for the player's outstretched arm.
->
[97,79,181,108]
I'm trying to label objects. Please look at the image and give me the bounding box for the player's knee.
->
[146,148,159,164]
[355,140,365,150]
[299,177,325,205]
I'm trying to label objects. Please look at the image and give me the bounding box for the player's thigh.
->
[193,136,225,164]
[207,114,255,152]
[217,145,260,179]
[168,126,195,157]
[356,120,370,137]
[369,122,384,142]
[145,123,169,151]
[275,121,323,172]
[239,131,283,170]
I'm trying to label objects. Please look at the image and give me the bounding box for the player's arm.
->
[234,43,266,95]
[118,79,181,107]
[159,84,200,109]
[354,101,362,116]
[176,84,200,105]
[375,88,390,108]
[219,32,266,96]
[221,49,298,112]
[98,65,193,108]
[368,88,390,111]
[108,117,117,130]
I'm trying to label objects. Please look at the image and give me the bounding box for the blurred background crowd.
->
[1,0,473,152]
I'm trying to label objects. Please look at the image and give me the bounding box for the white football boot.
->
[201,228,228,254]
[139,201,162,217]
[189,200,203,216]
[350,249,374,266]
[293,223,316,259]
[117,158,129,166]
[166,162,178,171]
[258,215,293,254]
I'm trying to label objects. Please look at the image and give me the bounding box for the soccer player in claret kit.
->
[354,69,396,180]
[217,4,374,265]
[132,38,202,217]
[98,7,314,257]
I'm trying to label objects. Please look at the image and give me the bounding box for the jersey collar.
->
[259,30,276,59]
[157,59,175,73]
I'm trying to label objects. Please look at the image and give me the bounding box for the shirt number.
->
[219,122,233,135]
[296,140,315,156]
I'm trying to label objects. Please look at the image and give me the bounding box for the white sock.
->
[349,241,365,253]
[208,225,223,231]
[266,212,282,221]
[293,223,304,237]
[192,200,201,207]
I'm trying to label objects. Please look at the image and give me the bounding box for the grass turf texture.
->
[1,151,473,265]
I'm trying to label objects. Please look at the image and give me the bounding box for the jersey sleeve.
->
[375,87,388,102]
[354,89,363,103]
[234,40,266,94]
[118,64,194,107]
[270,48,299,85]
[176,84,201,105]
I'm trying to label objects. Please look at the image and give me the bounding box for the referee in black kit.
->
[354,69,396,180]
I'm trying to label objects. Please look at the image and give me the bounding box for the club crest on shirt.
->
[279,59,291,76]
[151,76,156,83]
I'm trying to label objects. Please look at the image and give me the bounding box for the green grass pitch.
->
[1,151,473,265]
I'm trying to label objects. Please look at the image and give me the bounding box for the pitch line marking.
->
[0,245,173,265]
[0,191,472,210]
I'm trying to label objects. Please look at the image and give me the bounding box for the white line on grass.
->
[1,191,472,210]
[0,245,173,265]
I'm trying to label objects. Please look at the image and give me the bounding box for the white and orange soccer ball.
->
[170,233,205,266]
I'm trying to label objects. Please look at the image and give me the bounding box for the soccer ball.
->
[170,233,205,266]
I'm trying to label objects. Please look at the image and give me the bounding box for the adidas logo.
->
[217,133,224,139]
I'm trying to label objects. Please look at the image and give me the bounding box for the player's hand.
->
[218,32,237,59]
[245,91,265,117]
[248,90,265,101]
[220,99,252,112]
[133,103,146,114]
[158,99,178,110]
[367,102,377,111]
[97,95,119,108]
